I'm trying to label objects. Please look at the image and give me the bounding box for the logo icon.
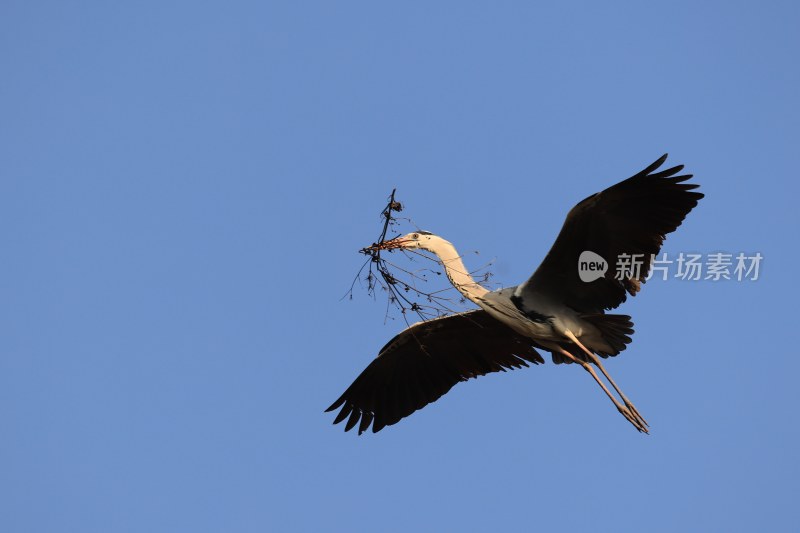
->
[578,251,608,282]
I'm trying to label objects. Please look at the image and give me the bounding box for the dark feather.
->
[326,310,543,434]
[518,154,703,313]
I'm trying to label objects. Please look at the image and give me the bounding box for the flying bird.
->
[327,154,703,434]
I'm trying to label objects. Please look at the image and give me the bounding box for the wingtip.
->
[332,403,352,424]
[637,153,670,178]
[344,409,361,432]
[325,396,345,413]
[358,411,373,435]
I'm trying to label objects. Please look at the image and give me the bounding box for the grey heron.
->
[327,154,703,434]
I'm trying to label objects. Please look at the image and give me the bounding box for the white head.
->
[366,230,488,301]
[369,231,443,252]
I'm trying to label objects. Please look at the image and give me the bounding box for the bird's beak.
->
[364,236,409,252]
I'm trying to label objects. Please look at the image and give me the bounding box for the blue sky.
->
[2,1,799,532]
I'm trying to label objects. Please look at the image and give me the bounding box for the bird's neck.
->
[425,239,489,303]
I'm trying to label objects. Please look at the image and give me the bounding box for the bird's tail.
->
[580,314,635,357]
[547,314,635,364]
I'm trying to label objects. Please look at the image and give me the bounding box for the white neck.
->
[422,236,488,303]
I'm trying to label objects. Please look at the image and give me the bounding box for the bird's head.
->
[366,231,438,252]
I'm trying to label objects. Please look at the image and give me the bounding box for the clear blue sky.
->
[2,2,798,532]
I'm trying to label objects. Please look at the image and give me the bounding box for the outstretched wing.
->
[326,310,544,434]
[516,154,703,314]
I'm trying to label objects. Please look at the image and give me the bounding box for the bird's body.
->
[328,154,703,434]
[483,286,588,343]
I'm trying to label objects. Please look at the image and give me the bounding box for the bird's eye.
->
[412,233,419,239]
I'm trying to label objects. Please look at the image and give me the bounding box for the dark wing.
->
[517,154,703,314]
[326,310,544,434]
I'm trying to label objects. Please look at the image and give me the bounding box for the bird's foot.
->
[618,405,649,434]
[625,400,649,429]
